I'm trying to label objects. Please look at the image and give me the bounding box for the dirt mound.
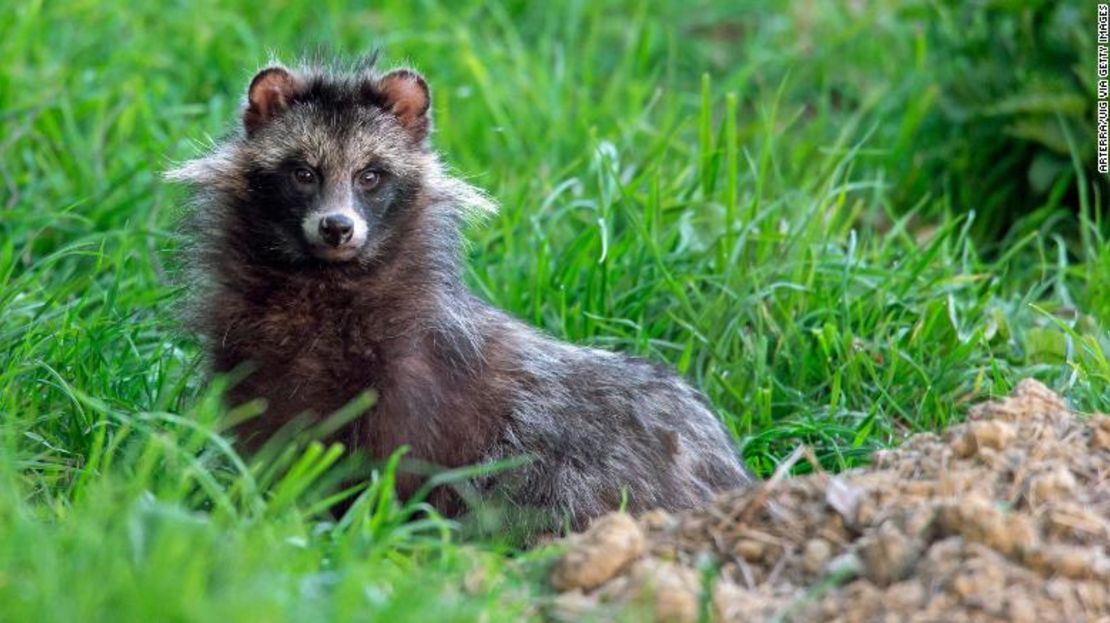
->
[546,380,1110,622]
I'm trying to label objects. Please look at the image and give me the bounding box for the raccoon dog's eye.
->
[357,169,381,191]
[292,167,317,186]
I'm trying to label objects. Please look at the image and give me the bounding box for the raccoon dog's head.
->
[172,60,463,267]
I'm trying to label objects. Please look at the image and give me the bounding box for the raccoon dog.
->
[169,57,752,530]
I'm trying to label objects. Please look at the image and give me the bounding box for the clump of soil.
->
[547,379,1110,622]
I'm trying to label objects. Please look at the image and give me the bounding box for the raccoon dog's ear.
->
[243,66,303,135]
[376,69,431,142]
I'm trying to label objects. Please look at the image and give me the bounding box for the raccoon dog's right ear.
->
[375,69,432,142]
[243,66,303,135]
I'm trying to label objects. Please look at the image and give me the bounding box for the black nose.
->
[319,214,354,246]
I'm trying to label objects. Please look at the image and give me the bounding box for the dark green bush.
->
[899,0,1102,238]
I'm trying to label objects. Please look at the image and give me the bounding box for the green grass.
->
[1,1,1106,621]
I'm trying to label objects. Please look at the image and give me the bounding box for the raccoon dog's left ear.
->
[243,66,303,135]
[376,69,431,142]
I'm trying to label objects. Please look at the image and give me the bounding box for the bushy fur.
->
[169,56,752,530]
